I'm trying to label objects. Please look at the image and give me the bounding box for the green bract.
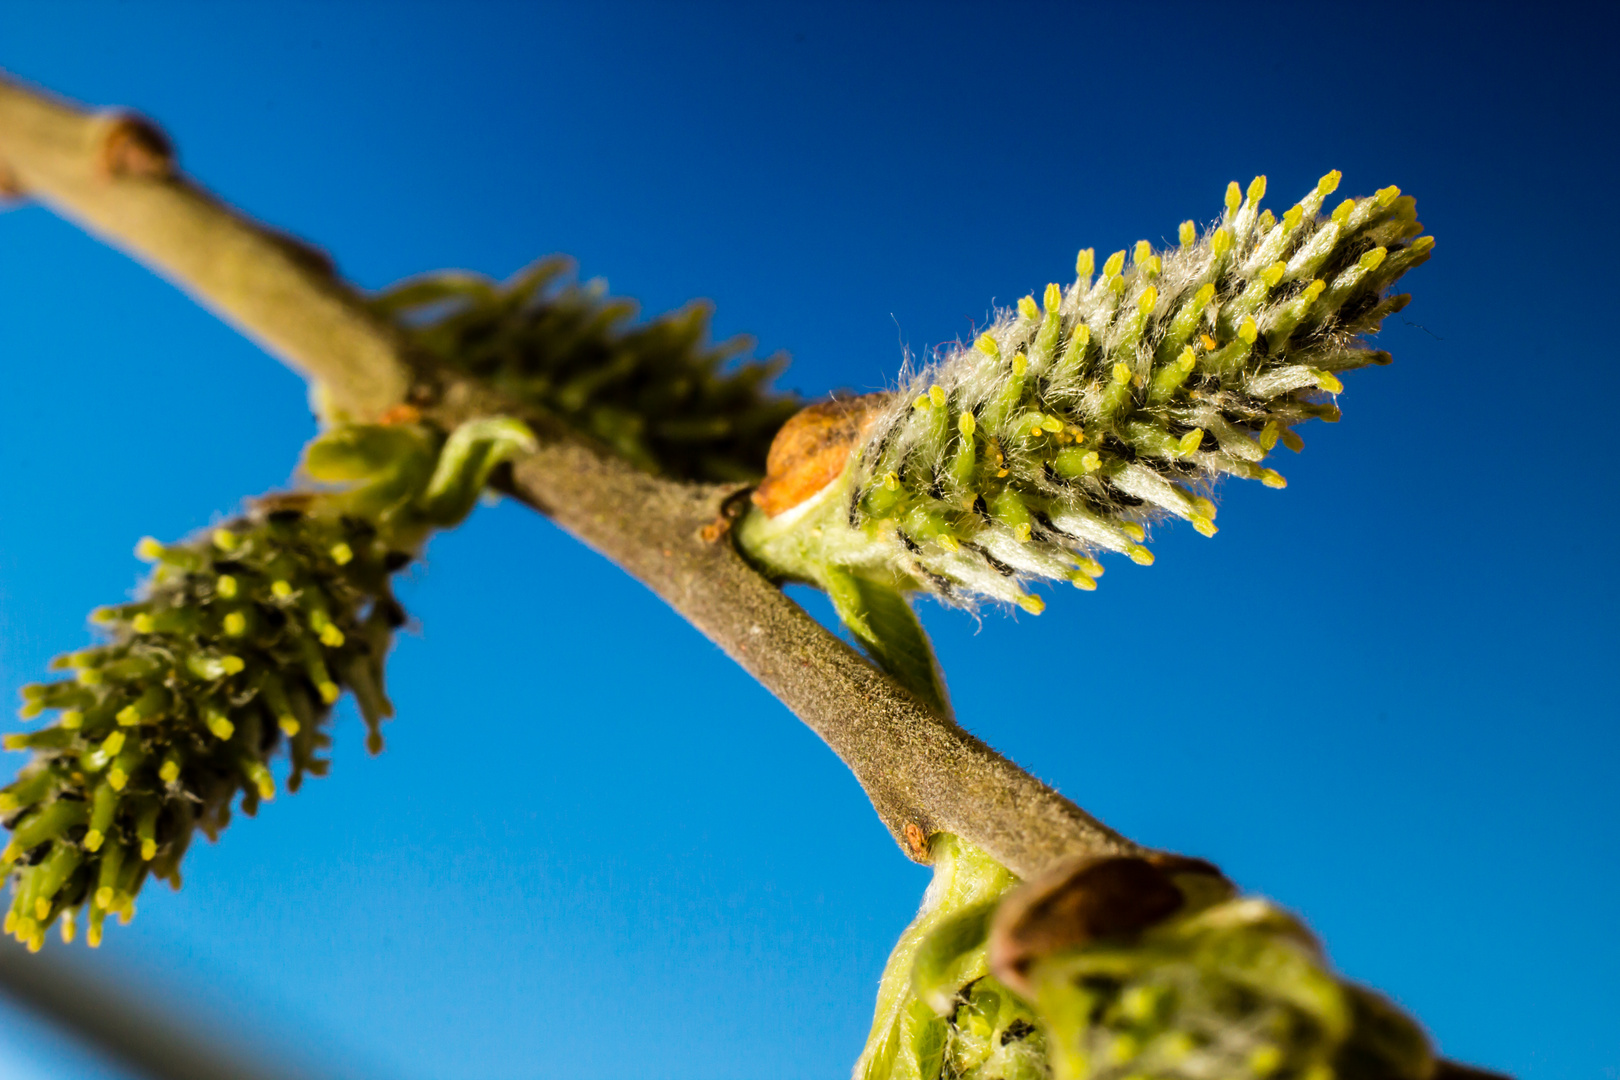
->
[2,418,533,949]
[372,258,801,482]
[741,172,1431,615]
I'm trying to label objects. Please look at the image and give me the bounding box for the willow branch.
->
[0,71,1138,878]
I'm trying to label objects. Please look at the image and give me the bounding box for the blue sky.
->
[0,3,1616,1078]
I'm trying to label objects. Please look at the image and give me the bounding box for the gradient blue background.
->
[0,3,1615,1078]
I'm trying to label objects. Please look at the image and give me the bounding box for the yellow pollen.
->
[1137,285,1158,314]
[1224,181,1242,214]
[1262,469,1288,489]
[1261,261,1286,287]
[94,887,114,910]
[207,714,235,741]
[278,717,301,737]
[212,528,239,551]
[223,612,247,636]
[958,413,976,437]
[1133,239,1152,265]
[319,625,346,648]
[102,731,125,756]
[1017,295,1039,320]
[221,655,245,675]
[84,829,104,852]
[1318,169,1342,196]
[1071,573,1098,591]
[883,471,900,490]
[1075,248,1094,277]
[1238,316,1258,344]
[271,580,292,599]
[1376,184,1401,206]
[329,542,354,566]
[975,333,1000,357]
[1359,247,1388,270]
[1247,175,1266,204]
[108,768,127,791]
[1192,515,1218,538]
[929,385,946,408]
[159,761,180,783]
[318,681,341,705]
[1199,333,1217,351]
[1128,545,1155,566]
[1331,198,1356,224]
[257,775,276,801]
[1211,229,1232,257]
[134,537,163,562]
[141,838,157,861]
[1043,282,1062,310]
[1112,362,1132,384]
[1102,249,1126,279]
[1121,523,1146,543]
[1283,204,1303,230]
[1016,594,1045,615]
[1178,220,1195,248]
[131,614,155,634]
[216,575,238,598]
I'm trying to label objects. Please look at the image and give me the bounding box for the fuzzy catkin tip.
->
[832,172,1429,612]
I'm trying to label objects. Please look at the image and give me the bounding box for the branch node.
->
[92,112,174,180]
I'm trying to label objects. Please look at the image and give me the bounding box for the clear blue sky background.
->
[0,4,1615,1078]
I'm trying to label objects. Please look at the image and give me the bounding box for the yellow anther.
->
[1281,429,1306,453]
[118,901,134,924]
[212,528,239,552]
[1257,208,1275,233]
[1192,496,1217,520]
[159,760,180,783]
[1121,522,1146,543]
[1134,239,1152,265]
[108,767,128,791]
[1282,204,1304,231]
[60,914,74,944]
[271,580,292,599]
[207,713,235,741]
[318,681,341,705]
[1011,352,1028,376]
[319,625,346,648]
[141,838,157,861]
[278,717,301,737]
[116,704,139,726]
[0,844,18,865]
[950,412,974,439]
[216,575,238,599]
[223,612,247,637]
[1076,248,1095,277]
[1376,184,1401,206]
[1261,468,1287,489]
[94,886,114,910]
[1077,556,1104,576]
[2,912,13,935]
[131,613,155,634]
[1260,261,1286,287]
[1411,235,1435,253]
[1071,573,1098,591]
[1071,324,1091,348]
[1112,362,1132,384]
[1128,545,1155,566]
[1260,422,1280,450]
[1247,175,1267,205]
[1137,285,1158,314]
[1016,594,1046,615]
[1211,228,1232,257]
[1043,282,1062,310]
[929,384,947,408]
[1190,282,1215,309]
[1198,332,1217,351]
[1178,220,1196,248]
[134,537,163,562]
[1225,181,1242,214]
[1080,451,1101,472]
[76,667,103,686]
[1144,254,1161,275]
[1317,169,1342,196]
[1359,247,1388,271]
[1305,278,1326,300]
[87,924,102,948]
[1102,250,1126,279]
[975,333,1000,357]
[1177,429,1204,457]
[102,731,126,757]
[1017,295,1039,320]
[84,829,104,852]
[1311,369,1343,393]
[1041,417,1063,433]
[912,394,931,410]
[883,471,900,491]
[1238,316,1258,344]
[329,542,354,566]
[1331,198,1355,224]
[256,774,276,801]
[936,535,960,553]
[1029,423,1044,437]
[26,931,43,953]
[1174,346,1196,372]
[1014,522,1033,543]
[1109,276,1125,295]
[1250,1044,1284,1077]
[221,655,245,675]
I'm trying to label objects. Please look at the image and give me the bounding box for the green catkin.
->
[2,418,535,947]
[741,172,1431,618]
[369,259,800,483]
